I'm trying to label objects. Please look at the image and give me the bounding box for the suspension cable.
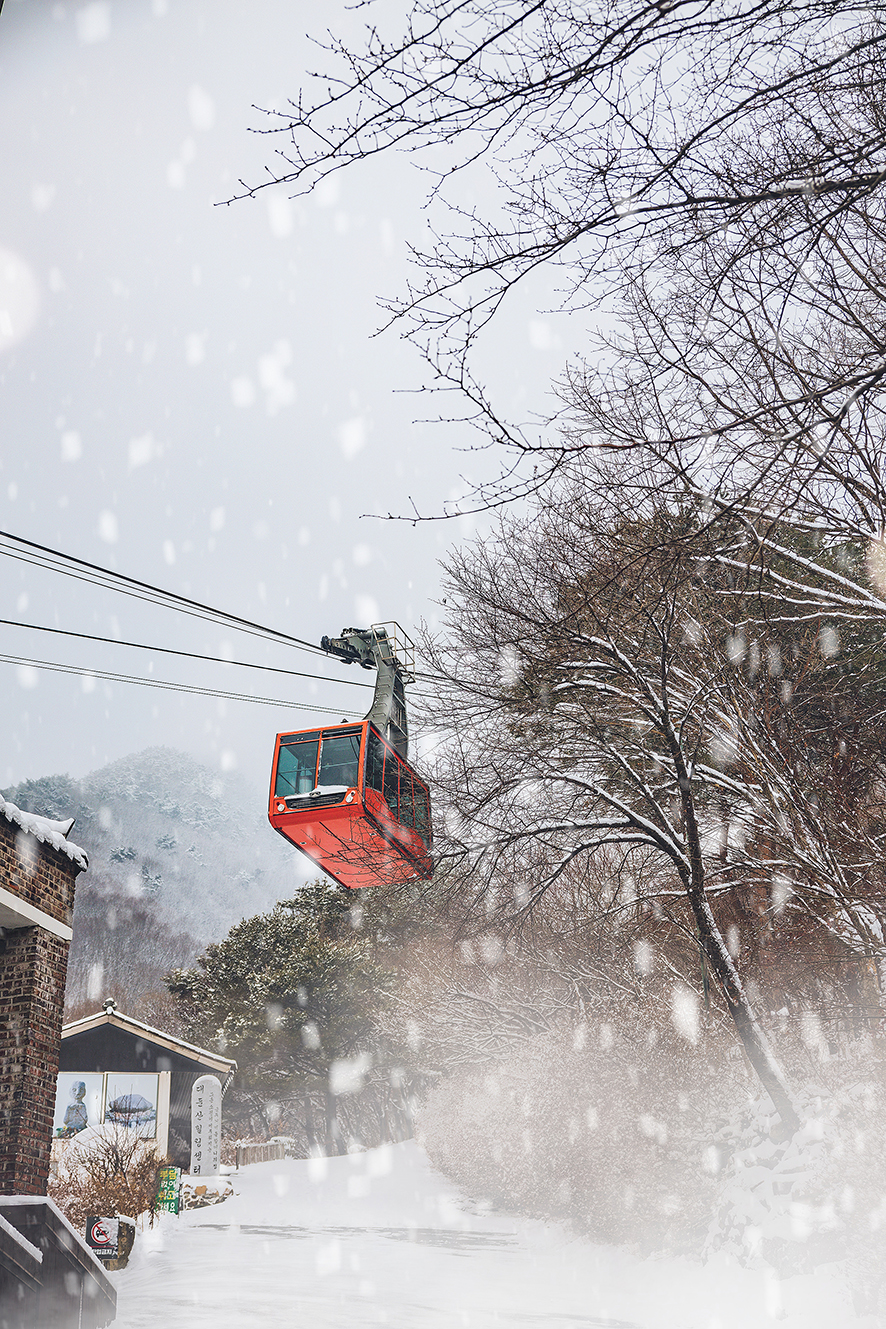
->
[0,652,363,716]
[0,529,326,655]
[0,619,374,690]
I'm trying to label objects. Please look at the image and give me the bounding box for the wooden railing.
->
[234,1141,286,1167]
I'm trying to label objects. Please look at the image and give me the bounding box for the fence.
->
[234,1141,287,1167]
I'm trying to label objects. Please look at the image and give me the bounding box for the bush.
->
[49,1125,169,1231]
[705,1036,886,1315]
[417,1006,752,1255]
[417,1000,886,1316]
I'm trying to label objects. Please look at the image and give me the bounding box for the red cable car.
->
[268,625,433,890]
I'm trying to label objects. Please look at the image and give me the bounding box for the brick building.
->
[0,796,115,1326]
[0,794,87,1196]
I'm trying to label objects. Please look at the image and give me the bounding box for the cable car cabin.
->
[268,721,433,890]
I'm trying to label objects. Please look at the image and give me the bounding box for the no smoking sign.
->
[86,1216,119,1262]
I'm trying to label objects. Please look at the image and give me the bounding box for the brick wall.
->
[0,817,82,1196]
[0,817,77,928]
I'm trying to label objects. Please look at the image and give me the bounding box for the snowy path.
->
[111,1142,863,1329]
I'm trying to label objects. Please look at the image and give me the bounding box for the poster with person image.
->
[103,1074,158,1136]
[53,1073,104,1138]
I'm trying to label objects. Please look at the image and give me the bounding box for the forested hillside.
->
[3,747,299,1016]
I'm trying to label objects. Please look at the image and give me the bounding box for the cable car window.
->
[275,739,319,797]
[365,729,385,793]
[414,782,430,842]
[398,767,415,828]
[318,729,362,788]
[383,749,399,817]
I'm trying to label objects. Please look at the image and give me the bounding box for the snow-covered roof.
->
[0,795,88,871]
[62,1004,237,1075]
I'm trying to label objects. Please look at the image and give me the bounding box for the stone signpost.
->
[190,1074,222,1176]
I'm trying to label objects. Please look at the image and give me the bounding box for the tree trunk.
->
[304,1091,316,1153]
[377,1091,391,1145]
[325,1091,343,1156]
[677,769,801,1134]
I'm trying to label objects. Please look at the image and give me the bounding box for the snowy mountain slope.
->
[6,748,302,933]
[4,748,311,1009]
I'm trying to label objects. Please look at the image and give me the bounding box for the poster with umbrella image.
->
[103,1074,159,1137]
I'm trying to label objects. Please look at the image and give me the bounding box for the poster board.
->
[85,1216,119,1263]
[156,1165,181,1214]
[104,1073,159,1136]
[53,1073,104,1138]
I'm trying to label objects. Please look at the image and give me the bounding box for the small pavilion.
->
[56,1001,236,1167]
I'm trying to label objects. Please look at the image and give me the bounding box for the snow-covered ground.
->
[112,1142,869,1328]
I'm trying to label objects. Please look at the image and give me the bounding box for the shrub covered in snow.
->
[706,1046,886,1316]
[417,1006,753,1253]
[417,1007,886,1313]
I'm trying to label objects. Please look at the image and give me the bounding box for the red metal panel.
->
[269,799,430,890]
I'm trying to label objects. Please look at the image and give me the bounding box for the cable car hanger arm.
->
[321,623,415,760]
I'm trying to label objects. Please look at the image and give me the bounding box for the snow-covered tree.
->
[236,3,886,510]
[167,882,397,1151]
[556,279,886,997]
[422,465,886,1132]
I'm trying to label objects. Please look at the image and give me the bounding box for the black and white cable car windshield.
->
[275,727,362,800]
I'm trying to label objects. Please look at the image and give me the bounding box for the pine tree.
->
[167,882,395,1152]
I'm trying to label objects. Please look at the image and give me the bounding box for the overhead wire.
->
[0,528,327,655]
[0,652,363,716]
[0,619,374,690]
[0,528,436,710]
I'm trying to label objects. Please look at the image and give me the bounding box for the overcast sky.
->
[0,0,576,798]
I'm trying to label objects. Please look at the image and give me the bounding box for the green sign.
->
[156,1165,181,1214]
